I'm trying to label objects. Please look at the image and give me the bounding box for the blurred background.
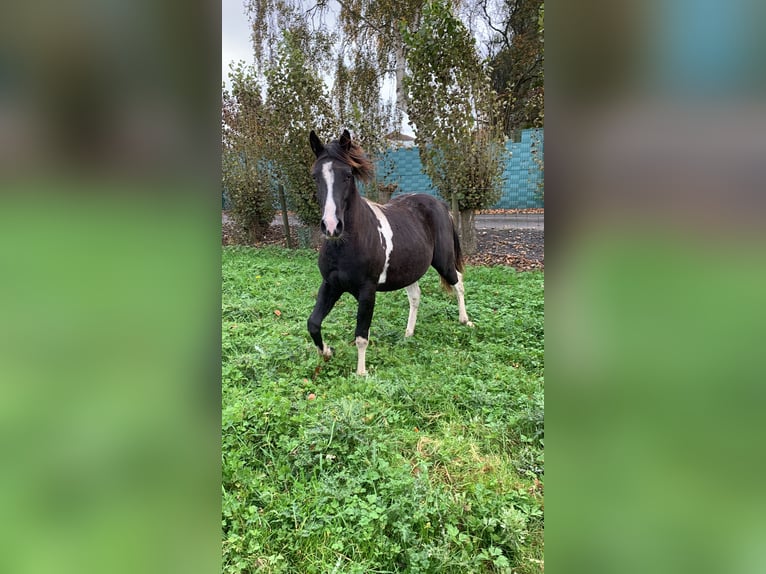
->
[546,0,766,573]
[0,2,220,574]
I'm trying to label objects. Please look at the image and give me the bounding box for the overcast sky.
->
[221,0,253,90]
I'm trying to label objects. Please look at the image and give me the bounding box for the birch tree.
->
[245,0,425,118]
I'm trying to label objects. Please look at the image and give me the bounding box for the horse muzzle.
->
[320,218,344,238]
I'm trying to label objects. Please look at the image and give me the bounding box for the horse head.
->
[310,129,374,239]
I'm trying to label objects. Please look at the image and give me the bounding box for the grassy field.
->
[222,246,544,573]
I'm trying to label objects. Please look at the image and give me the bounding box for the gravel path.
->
[467,228,544,270]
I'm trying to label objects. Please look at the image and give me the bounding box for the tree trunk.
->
[278,184,293,249]
[394,30,408,115]
[451,194,460,233]
[459,209,477,256]
[247,222,269,243]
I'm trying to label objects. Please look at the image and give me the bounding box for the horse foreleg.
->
[404,282,421,337]
[454,271,474,327]
[308,282,342,360]
[353,285,377,376]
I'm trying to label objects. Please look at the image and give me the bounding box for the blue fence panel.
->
[377,128,543,209]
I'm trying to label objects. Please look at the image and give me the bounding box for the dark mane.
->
[320,138,375,184]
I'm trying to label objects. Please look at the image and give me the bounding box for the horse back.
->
[374,194,458,291]
[386,193,455,246]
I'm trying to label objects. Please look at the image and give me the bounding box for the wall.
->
[377,128,543,209]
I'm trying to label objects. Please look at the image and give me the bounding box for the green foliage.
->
[245,0,418,177]
[333,48,396,199]
[222,246,545,573]
[222,152,276,242]
[262,31,339,227]
[403,0,505,212]
[247,0,425,116]
[222,64,276,241]
[486,0,544,137]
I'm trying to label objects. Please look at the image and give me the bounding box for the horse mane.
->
[322,137,375,184]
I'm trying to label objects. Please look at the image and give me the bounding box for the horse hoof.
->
[462,320,475,328]
[404,330,414,338]
[356,369,367,376]
[320,344,333,359]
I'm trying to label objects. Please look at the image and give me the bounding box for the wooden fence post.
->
[278,184,293,249]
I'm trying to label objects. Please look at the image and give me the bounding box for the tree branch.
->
[333,0,386,36]
[481,0,510,49]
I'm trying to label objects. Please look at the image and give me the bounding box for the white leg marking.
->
[364,200,394,284]
[320,162,338,235]
[455,271,474,327]
[355,336,368,376]
[404,282,421,337]
[320,342,332,359]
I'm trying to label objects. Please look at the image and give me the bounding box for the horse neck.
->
[344,181,372,232]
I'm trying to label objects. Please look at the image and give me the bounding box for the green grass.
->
[222,246,544,573]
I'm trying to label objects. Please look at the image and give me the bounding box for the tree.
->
[244,0,413,219]
[222,64,275,241]
[332,47,398,201]
[479,0,544,138]
[404,0,505,254]
[261,30,339,229]
[245,0,424,120]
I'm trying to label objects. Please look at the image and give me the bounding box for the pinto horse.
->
[307,129,473,375]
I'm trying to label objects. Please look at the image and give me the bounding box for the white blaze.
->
[365,200,394,284]
[321,162,338,235]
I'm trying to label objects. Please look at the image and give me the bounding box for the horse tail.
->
[453,224,465,274]
[440,217,464,292]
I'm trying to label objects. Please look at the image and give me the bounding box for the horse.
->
[307,129,474,376]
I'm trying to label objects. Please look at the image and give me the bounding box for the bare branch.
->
[481,0,510,48]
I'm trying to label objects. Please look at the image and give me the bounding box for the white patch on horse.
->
[355,336,368,376]
[455,271,474,327]
[320,161,338,235]
[404,282,421,337]
[364,200,394,284]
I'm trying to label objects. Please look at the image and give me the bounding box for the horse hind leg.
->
[404,282,421,337]
[431,236,474,328]
[454,271,474,327]
[436,269,474,328]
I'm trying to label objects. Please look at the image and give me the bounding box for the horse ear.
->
[309,130,324,157]
[339,129,351,151]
